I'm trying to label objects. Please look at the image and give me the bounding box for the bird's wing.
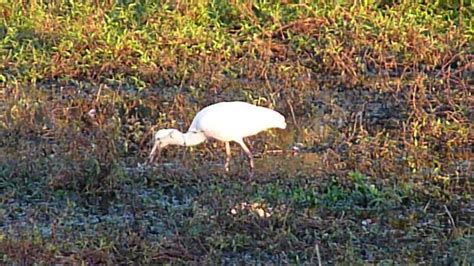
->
[186,101,285,141]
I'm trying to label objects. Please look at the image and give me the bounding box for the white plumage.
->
[149,101,287,171]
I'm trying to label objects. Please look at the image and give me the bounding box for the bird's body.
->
[188,101,286,142]
[149,101,286,172]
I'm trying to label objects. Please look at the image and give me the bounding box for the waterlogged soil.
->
[0,80,472,264]
[1,158,472,264]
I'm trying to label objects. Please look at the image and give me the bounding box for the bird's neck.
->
[180,131,206,146]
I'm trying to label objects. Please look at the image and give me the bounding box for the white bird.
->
[149,101,287,172]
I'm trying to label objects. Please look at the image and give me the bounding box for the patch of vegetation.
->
[1,1,472,264]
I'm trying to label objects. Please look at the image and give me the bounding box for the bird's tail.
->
[275,113,287,129]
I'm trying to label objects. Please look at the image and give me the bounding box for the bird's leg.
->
[224,142,231,172]
[236,139,254,171]
[182,146,187,169]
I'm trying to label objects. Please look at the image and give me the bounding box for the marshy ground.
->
[0,2,473,264]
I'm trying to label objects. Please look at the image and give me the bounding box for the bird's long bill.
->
[149,141,161,164]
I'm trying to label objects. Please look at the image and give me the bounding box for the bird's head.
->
[148,129,182,163]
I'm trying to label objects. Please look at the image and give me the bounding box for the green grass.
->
[1,1,473,264]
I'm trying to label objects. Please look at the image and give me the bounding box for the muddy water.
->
[255,152,323,175]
